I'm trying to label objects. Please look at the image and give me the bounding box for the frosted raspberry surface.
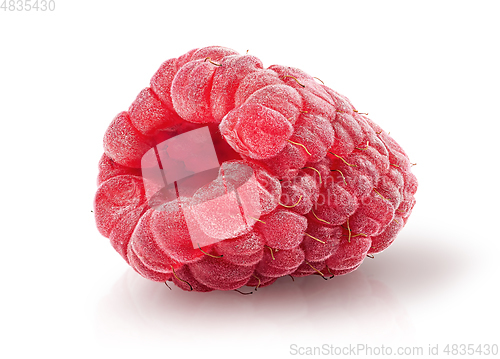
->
[95,46,417,292]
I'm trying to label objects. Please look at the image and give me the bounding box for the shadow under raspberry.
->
[94,229,469,345]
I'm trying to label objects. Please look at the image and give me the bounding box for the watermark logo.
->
[141,126,262,248]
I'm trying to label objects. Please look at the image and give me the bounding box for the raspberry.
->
[220,103,294,159]
[94,46,418,293]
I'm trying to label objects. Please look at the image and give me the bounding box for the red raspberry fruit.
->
[94,46,417,292]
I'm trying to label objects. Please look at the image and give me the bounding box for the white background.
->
[1,1,499,358]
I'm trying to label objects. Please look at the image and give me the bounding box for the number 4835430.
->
[1,0,56,11]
